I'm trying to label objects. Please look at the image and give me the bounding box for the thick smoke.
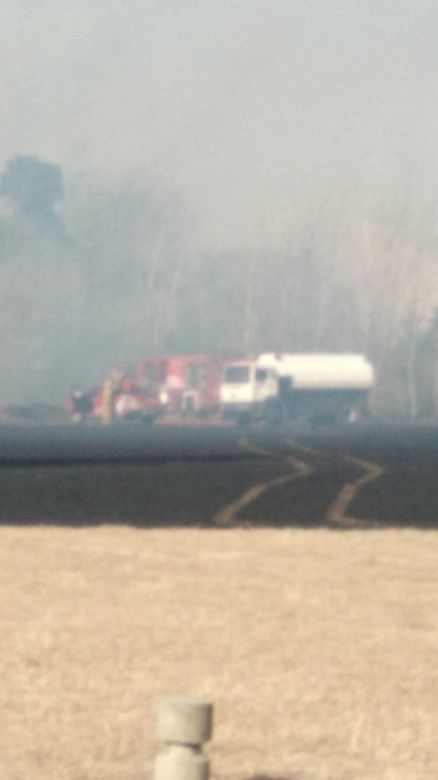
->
[0,158,195,403]
[2,5,438,418]
[0,154,438,419]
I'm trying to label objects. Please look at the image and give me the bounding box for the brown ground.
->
[2,527,438,780]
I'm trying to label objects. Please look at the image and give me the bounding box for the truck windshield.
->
[224,366,250,383]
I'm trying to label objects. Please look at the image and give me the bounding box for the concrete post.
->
[154,696,213,780]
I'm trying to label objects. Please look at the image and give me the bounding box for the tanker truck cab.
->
[220,360,279,424]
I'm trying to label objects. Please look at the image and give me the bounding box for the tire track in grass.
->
[213,433,384,528]
[283,436,385,527]
[213,437,314,526]
[325,453,384,527]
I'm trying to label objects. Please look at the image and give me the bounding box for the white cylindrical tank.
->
[257,353,374,391]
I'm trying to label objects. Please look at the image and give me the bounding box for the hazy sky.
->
[1,1,438,248]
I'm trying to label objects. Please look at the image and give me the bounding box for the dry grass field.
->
[2,526,438,780]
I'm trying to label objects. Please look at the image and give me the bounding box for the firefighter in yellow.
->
[100,368,123,425]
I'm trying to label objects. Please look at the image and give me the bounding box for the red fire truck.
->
[67,354,223,424]
[158,354,221,417]
[111,360,166,424]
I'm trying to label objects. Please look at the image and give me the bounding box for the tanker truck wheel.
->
[264,399,282,429]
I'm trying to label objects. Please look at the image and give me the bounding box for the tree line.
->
[0,153,437,419]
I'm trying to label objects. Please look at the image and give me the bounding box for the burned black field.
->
[0,423,437,528]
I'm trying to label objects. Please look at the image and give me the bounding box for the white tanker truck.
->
[220,353,374,426]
